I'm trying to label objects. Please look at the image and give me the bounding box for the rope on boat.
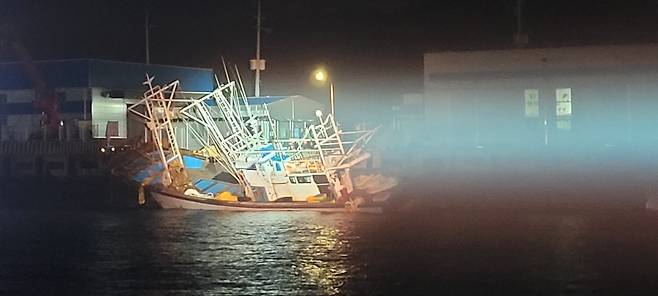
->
[138,173,160,206]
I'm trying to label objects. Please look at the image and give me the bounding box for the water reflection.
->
[296,224,351,295]
[547,215,598,292]
[145,211,362,295]
[4,208,658,295]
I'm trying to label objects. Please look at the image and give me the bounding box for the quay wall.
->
[0,141,139,209]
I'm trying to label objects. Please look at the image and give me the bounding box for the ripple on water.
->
[2,208,658,295]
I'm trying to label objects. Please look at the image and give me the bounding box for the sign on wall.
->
[524,89,539,118]
[555,88,572,117]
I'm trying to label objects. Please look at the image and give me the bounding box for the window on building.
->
[289,176,297,184]
[0,94,6,126]
[555,88,572,130]
[278,121,288,139]
[56,91,66,104]
[524,89,539,118]
[101,90,125,98]
[106,121,119,138]
[556,120,571,130]
[555,88,572,117]
[111,90,124,98]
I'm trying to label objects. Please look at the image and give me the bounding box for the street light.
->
[314,70,326,82]
[312,68,335,117]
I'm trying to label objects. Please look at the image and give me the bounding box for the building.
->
[0,59,215,141]
[0,58,328,152]
[0,58,327,177]
[424,44,658,152]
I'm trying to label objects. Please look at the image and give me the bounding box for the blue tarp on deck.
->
[133,162,165,183]
[182,155,205,169]
[193,178,242,196]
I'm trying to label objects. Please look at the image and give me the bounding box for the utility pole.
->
[250,0,265,97]
[513,0,528,47]
[516,0,522,37]
[145,4,150,64]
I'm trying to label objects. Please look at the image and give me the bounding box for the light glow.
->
[314,70,326,82]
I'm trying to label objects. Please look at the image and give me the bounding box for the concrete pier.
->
[0,141,106,177]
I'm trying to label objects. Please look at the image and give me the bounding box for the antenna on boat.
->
[213,74,221,88]
[234,64,249,101]
[233,64,257,130]
[221,56,230,84]
[250,0,265,97]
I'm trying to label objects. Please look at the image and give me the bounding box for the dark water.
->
[2,207,658,295]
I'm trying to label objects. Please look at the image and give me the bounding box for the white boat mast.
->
[128,76,185,187]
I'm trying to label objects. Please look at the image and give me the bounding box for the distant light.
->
[314,71,326,82]
[315,110,323,117]
[59,120,64,127]
[110,146,116,152]
[100,147,106,153]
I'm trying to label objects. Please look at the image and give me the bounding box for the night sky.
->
[3,0,658,122]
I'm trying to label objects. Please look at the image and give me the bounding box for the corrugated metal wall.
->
[88,60,214,92]
[0,59,214,91]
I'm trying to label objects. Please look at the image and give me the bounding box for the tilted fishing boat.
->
[113,75,397,213]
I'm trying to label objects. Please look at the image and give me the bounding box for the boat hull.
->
[150,189,385,213]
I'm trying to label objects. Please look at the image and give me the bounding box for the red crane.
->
[0,25,59,130]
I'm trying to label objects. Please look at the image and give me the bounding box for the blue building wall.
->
[0,59,214,91]
[0,60,89,89]
[88,60,214,92]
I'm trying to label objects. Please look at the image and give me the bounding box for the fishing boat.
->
[112,74,397,213]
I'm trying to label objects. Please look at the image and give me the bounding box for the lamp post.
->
[312,68,334,116]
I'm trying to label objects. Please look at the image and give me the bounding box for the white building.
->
[0,59,216,142]
[424,44,658,150]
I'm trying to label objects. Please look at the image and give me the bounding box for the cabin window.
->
[289,176,297,184]
[313,175,330,185]
[297,176,312,184]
